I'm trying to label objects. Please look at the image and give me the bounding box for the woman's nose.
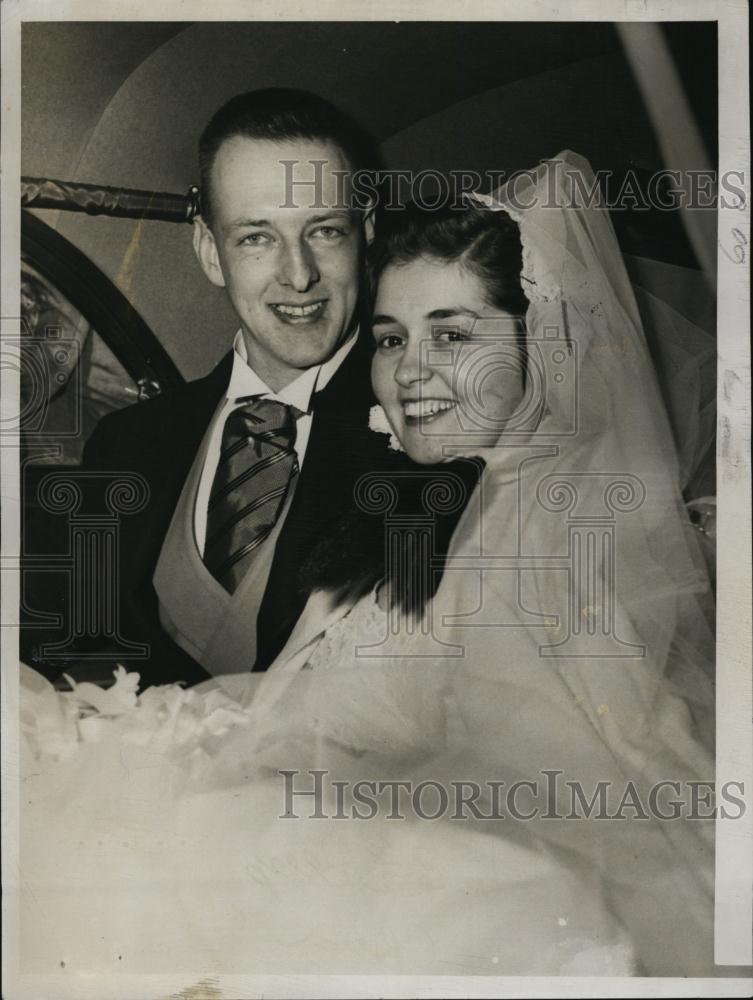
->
[278,240,320,292]
[394,337,429,387]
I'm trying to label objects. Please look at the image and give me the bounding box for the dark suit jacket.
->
[23,333,407,688]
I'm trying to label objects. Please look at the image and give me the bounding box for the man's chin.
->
[247,330,345,371]
[288,340,342,370]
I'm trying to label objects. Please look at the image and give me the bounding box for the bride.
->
[19,153,716,979]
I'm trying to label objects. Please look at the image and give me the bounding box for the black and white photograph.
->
[1,2,751,997]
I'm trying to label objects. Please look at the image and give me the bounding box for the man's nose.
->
[394,337,429,387]
[277,240,320,292]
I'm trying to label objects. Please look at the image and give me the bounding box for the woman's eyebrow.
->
[307,210,352,224]
[372,313,398,326]
[425,307,478,320]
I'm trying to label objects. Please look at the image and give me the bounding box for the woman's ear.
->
[193,217,226,288]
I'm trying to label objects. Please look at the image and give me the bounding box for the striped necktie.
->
[204,398,299,593]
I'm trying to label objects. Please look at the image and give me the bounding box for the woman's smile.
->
[401,397,458,423]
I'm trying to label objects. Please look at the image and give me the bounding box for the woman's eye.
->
[311,225,348,241]
[433,326,471,343]
[375,332,404,350]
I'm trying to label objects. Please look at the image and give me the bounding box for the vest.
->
[153,400,296,676]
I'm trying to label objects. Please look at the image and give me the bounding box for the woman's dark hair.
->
[198,87,381,229]
[369,199,528,323]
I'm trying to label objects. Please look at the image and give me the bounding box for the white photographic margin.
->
[1,0,750,996]
[714,0,752,971]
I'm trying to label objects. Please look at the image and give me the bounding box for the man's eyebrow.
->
[426,307,478,320]
[226,209,353,232]
[227,217,273,231]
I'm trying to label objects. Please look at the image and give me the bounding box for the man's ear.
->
[363,200,376,246]
[193,217,226,289]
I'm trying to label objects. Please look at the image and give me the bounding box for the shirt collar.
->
[226,329,358,413]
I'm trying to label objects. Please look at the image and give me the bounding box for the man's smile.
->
[270,300,327,323]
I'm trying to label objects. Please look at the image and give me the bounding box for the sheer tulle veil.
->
[443,150,715,748]
[414,151,717,973]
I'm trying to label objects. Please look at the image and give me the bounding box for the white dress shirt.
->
[194,330,357,555]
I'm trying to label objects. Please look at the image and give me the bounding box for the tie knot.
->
[228,397,298,447]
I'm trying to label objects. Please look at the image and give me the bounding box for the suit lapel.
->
[124,353,233,591]
[159,352,233,487]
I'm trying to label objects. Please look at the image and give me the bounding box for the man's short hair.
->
[198,87,381,227]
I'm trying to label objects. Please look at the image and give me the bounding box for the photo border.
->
[2,1,750,996]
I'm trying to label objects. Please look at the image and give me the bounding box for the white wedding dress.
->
[20,642,636,977]
[18,153,716,980]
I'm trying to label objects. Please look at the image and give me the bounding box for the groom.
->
[76,88,399,687]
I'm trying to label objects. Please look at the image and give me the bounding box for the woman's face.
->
[372,258,525,464]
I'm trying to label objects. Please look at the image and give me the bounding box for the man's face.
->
[194,136,361,391]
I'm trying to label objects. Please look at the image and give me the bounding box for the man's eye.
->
[433,326,471,343]
[375,332,404,350]
[239,233,272,247]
